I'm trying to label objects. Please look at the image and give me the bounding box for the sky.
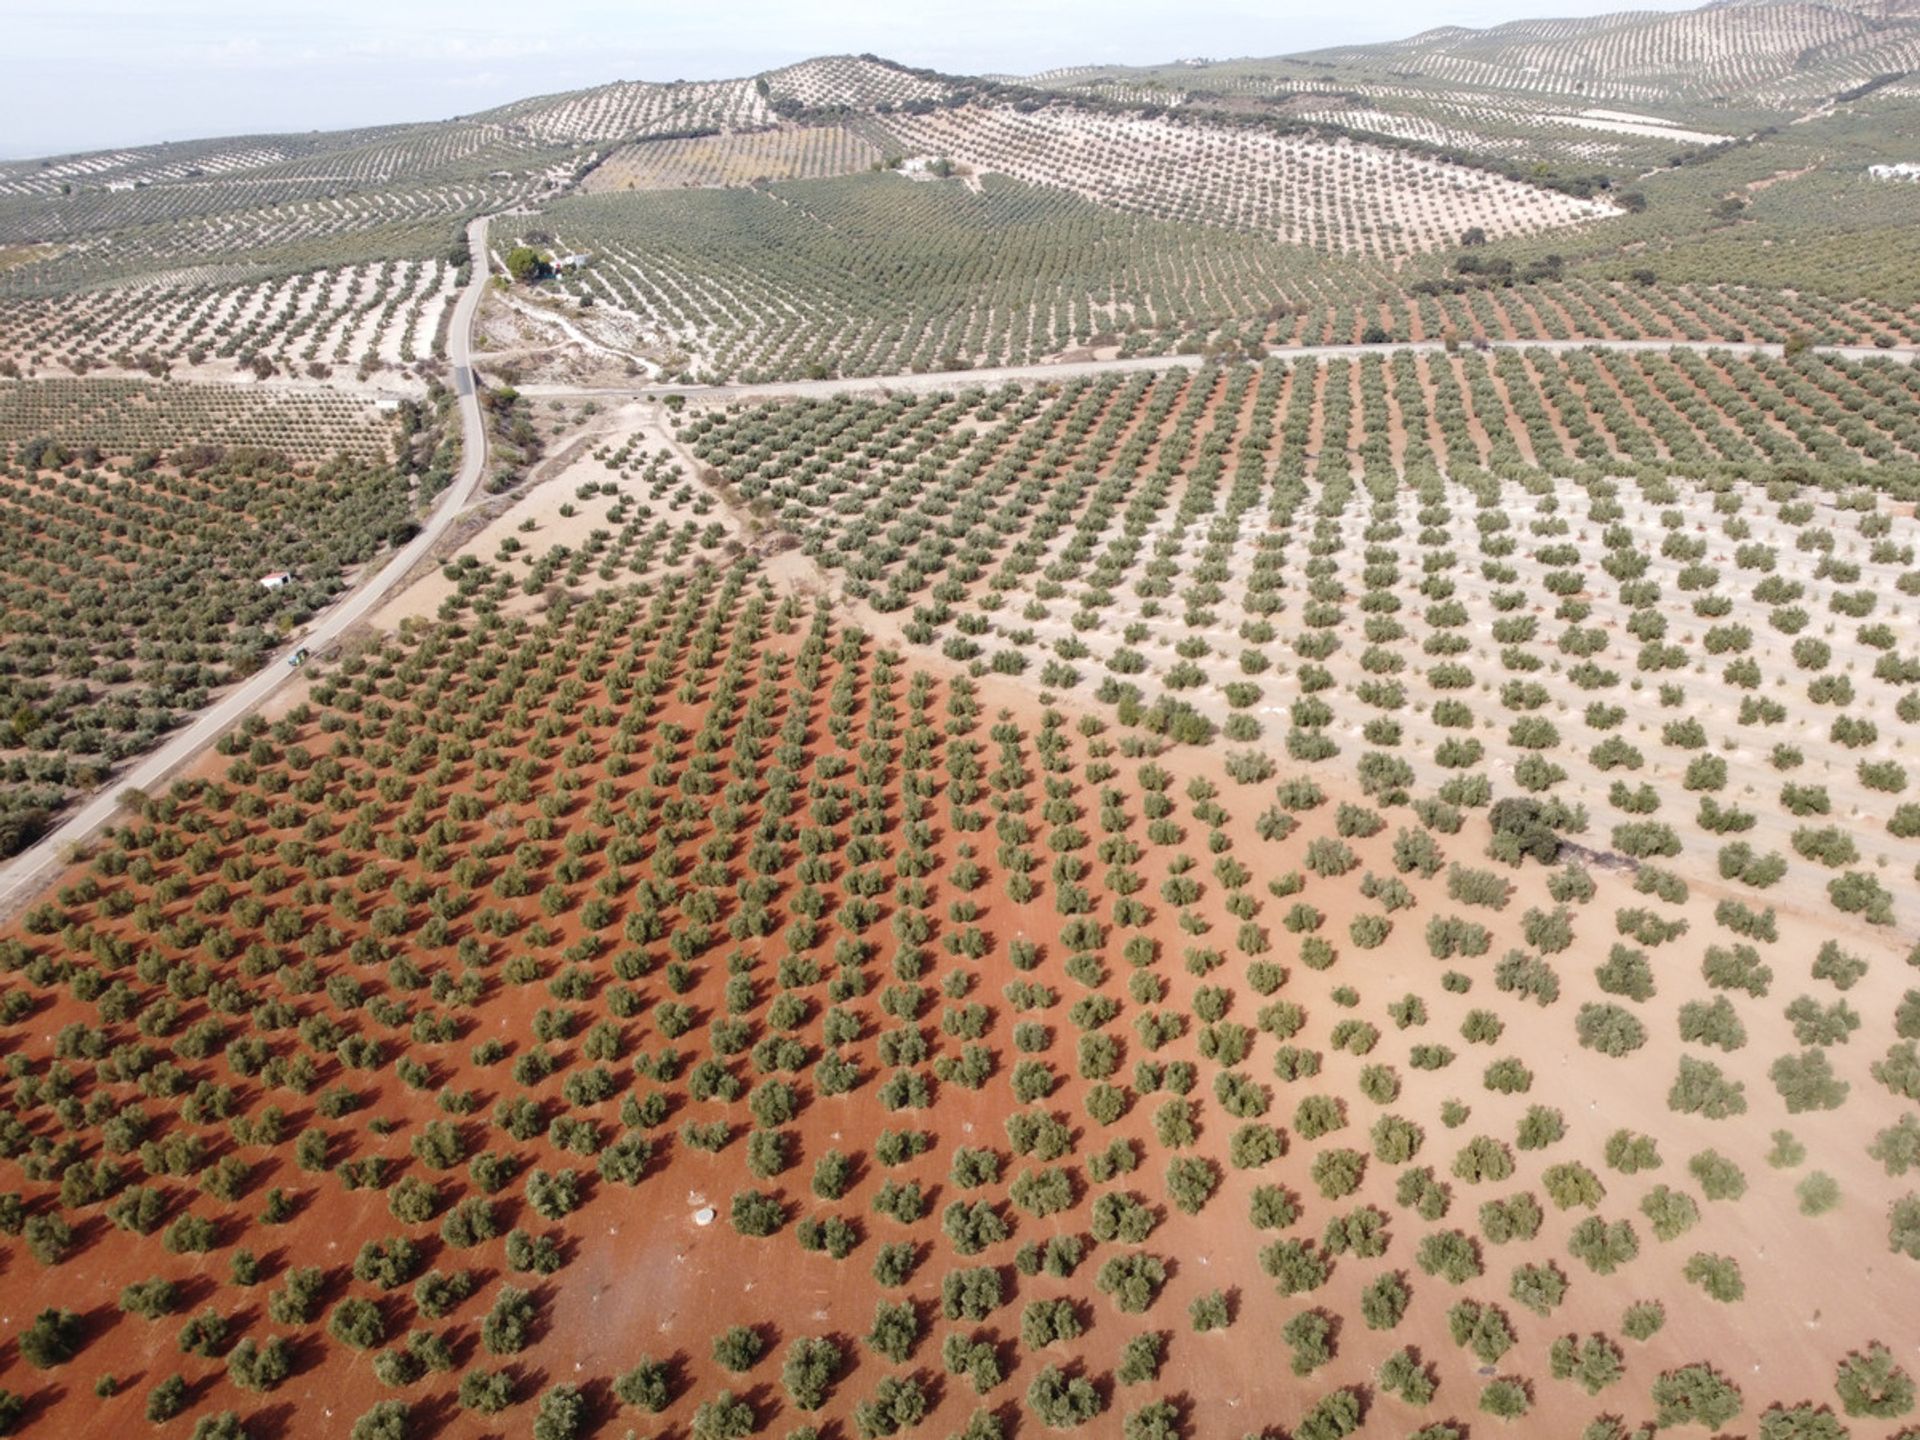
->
[1,0,1699,159]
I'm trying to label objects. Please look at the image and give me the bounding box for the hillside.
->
[1305,0,1920,107]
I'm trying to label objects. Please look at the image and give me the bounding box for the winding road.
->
[0,215,497,915]
[0,282,1913,913]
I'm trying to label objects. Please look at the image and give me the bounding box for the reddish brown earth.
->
[1,565,1914,1440]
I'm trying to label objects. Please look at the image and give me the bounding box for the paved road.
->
[515,335,1916,406]
[0,215,497,915]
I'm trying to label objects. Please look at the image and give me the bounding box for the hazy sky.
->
[3,0,1697,159]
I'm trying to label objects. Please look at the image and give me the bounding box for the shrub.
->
[1829,871,1895,926]
[1479,1379,1530,1420]
[1449,1299,1516,1363]
[1322,1207,1388,1259]
[1312,1147,1366,1199]
[120,1277,179,1320]
[1678,996,1747,1051]
[1189,1290,1231,1332]
[614,1357,672,1413]
[1889,1193,1920,1258]
[533,1384,587,1440]
[1801,1172,1843,1216]
[1361,1272,1411,1330]
[1755,1403,1852,1440]
[146,1377,188,1423]
[711,1325,764,1373]
[1641,1185,1700,1241]
[18,1309,83,1369]
[1453,1136,1514,1185]
[1381,1348,1436,1405]
[782,1337,842,1412]
[1295,1389,1363,1440]
[1117,1333,1165,1386]
[1480,1193,1543,1245]
[1669,1057,1746,1118]
[1096,1253,1168,1313]
[1703,943,1771,998]
[227,1337,294,1393]
[460,1368,516,1414]
[1689,1150,1747,1200]
[1282,1310,1335,1374]
[1605,1130,1660,1174]
[730,1189,784,1236]
[1652,1364,1744,1430]
[1834,1342,1915,1419]
[1625,1304,1666,1348]
[1482,1058,1532,1094]
[1596,944,1655,1001]
[943,1267,1005,1322]
[1684,1251,1746,1302]
[330,1297,387,1351]
[692,1391,757,1440]
[1549,1334,1624,1395]
[1567,1217,1639,1275]
[1426,916,1491,960]
[1025,1364,1102,1429]
[1490,797,1562,863]
[1542,1162,1603,1210]
[865,1300,921,1363]
[1772,1050,1850,1112]
[1447,864,1509,909]
[481,1286,537,1355]
[1165,1155,1219,1214]
[1124,1400,1181,1440]
[1509,1262,1567,1318]
[1260,1237,1330,1295]
[1416,1229,1483,1283]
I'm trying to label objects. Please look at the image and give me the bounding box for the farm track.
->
[0,215,498,916]
[515,335,1919,404]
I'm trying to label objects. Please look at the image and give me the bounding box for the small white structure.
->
[1869,163,1920,181]
[259,571,293,591]
[554,252,593,272]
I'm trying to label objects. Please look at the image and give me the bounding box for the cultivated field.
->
[870,106,1618,257]
[1,546,1915,1437]
[7,4,1920,1439]
[0,259,459,382]
[0,392,456,854]
[583,127,884,195]
[684,358,1920,920]
[518,174,1356,382]
[0,380,398,460]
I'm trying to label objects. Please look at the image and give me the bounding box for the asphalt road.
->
[0,215,497,915]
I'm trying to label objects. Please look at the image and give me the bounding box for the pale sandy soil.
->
[373,399,749,629]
